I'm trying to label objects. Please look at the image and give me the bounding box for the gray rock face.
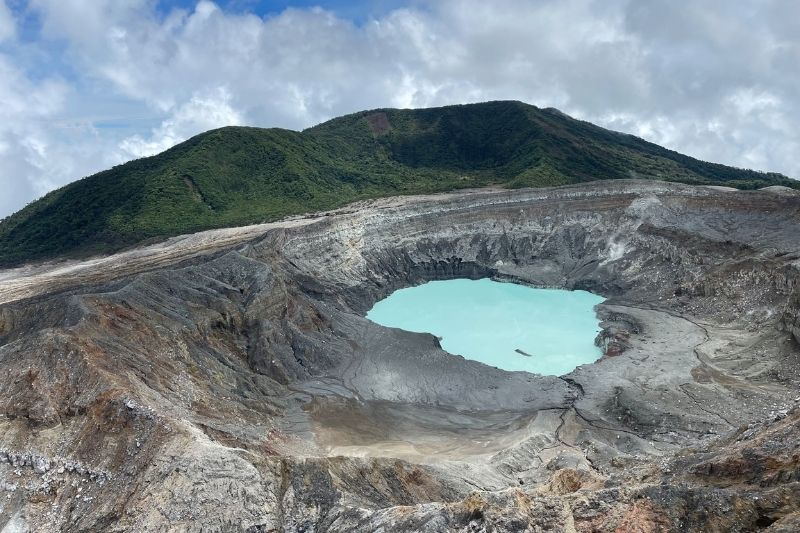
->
[0,180,799,531]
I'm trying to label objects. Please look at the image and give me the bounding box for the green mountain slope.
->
[0,101,794,267]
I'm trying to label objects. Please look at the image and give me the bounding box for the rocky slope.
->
[0,180,799,531]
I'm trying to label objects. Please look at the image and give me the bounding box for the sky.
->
[0,0,798,218]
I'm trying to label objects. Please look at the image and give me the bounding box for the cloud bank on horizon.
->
[0,0,798,218]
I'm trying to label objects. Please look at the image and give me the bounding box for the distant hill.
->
[0,100,794,267]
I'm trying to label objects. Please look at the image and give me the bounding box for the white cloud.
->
[0,1,15,42]
[726,88,781,118]
[0,55,72,217]
[1,0,799,219]
[119,87,243,158]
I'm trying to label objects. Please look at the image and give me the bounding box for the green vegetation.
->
[0,101,794,267]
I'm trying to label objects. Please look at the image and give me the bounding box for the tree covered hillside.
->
[0,101,793,267]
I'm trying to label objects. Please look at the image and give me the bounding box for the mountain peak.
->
[0,101,793,268]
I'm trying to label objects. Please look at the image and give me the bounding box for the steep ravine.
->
[1,180,799,531]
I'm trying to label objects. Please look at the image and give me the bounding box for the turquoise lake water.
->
[366,278,605,376]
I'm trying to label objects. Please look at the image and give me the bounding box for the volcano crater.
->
[1,180,800,531]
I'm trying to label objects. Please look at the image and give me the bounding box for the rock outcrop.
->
[1,180,799,531]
